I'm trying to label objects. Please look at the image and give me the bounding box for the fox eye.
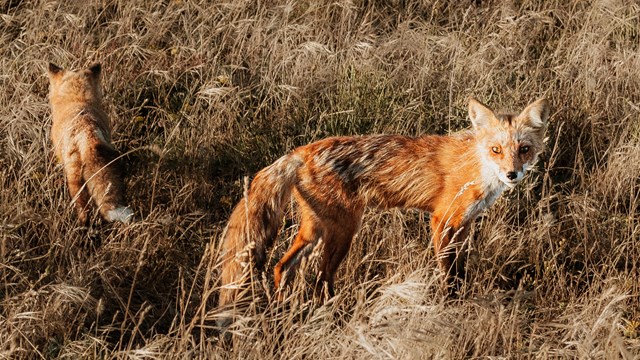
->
[519,146,530,154]
[491,146,502,154]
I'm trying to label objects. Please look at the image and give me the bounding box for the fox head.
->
[48,63,103,104]
[468,98,550,188]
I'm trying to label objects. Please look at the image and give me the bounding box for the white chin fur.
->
[106,206,134,224]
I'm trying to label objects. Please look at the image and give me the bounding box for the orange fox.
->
[48,63,133,224]
[218,98,549,320]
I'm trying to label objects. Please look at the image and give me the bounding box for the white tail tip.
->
[106,206,134,224]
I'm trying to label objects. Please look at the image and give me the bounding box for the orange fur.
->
[48,63,133,224]
[218,98,549,326]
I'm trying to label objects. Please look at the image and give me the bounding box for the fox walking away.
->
[218,97,550,325]
[48,63,133,225]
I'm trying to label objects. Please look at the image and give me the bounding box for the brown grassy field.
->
[1,0,639,358]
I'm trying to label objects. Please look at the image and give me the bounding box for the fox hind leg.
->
[273,199,323,293]
[274,188,363,301]
[316,208,363,299]
[63,154,91,225]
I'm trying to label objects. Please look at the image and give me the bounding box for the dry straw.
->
[0,0,638,358]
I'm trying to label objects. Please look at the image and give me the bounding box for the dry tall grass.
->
[1,0,639,358]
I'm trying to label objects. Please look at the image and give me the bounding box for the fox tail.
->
[81,141,133,224]
[217,153,303,325]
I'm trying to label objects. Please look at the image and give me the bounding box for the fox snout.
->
[498,168,524,188]
[500,167,526,187]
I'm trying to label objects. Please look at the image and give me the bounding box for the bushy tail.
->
[217,153,303,319]
[82,142,133,224]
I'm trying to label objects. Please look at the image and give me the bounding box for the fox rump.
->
[218,98,550,322]
[47,63,133,224]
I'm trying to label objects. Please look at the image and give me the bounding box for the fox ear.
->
[88,63,101,77]
[468,97,496,131]
[518,98,550,129]
[48,63,63,77]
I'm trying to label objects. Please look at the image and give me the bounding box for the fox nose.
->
[506,171,518,180]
